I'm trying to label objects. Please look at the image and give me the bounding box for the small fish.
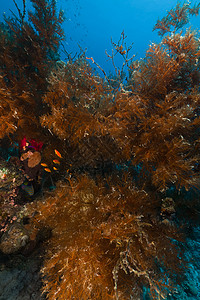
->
[21,183,34,196]
[55,149,62,158]
[53,159,60,165]
[41,163,48,167]
[53,167,58,171]
[67,169,69,172]
[44,168,51,173]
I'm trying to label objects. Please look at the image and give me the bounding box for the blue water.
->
[2,0,200,74]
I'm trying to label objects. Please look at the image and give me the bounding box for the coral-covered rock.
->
[0,223,29,254]
[0,157,24,191]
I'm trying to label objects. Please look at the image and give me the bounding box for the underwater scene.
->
[0,0,200,299]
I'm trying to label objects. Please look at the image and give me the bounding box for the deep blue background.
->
[1,0,200,74]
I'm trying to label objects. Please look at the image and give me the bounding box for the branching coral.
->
[40,59,113,141]
[128,29,200,98]
[115,26,200,191]
[29,175,184,300]
[0,75,32,139]
[108,89,200,190]
[40,59,118,169]
[39,14,200,190]
[0,0,64,139]
[0,1,199,300]
[153,2,200,36]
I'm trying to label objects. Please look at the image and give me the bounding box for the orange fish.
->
[41,163,48,167]
[55,149,62,158]
[53,167,58,171]
[44,168,51,173]
[53,159,60,165]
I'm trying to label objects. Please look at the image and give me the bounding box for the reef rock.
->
[0,223,30,254]
[0,157,24,191]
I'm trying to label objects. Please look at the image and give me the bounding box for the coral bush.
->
[108,88,200,191]
[38,5,200,190]
[40,58,120,169]
[153,2,200,36]
[0,75,31,138]
[40,59,113,142]
[0,1,199,300]
[0,0,64,139]
[29,175,184,299]
[108,29,200,191]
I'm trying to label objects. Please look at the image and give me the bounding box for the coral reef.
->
[0,1,199,300]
